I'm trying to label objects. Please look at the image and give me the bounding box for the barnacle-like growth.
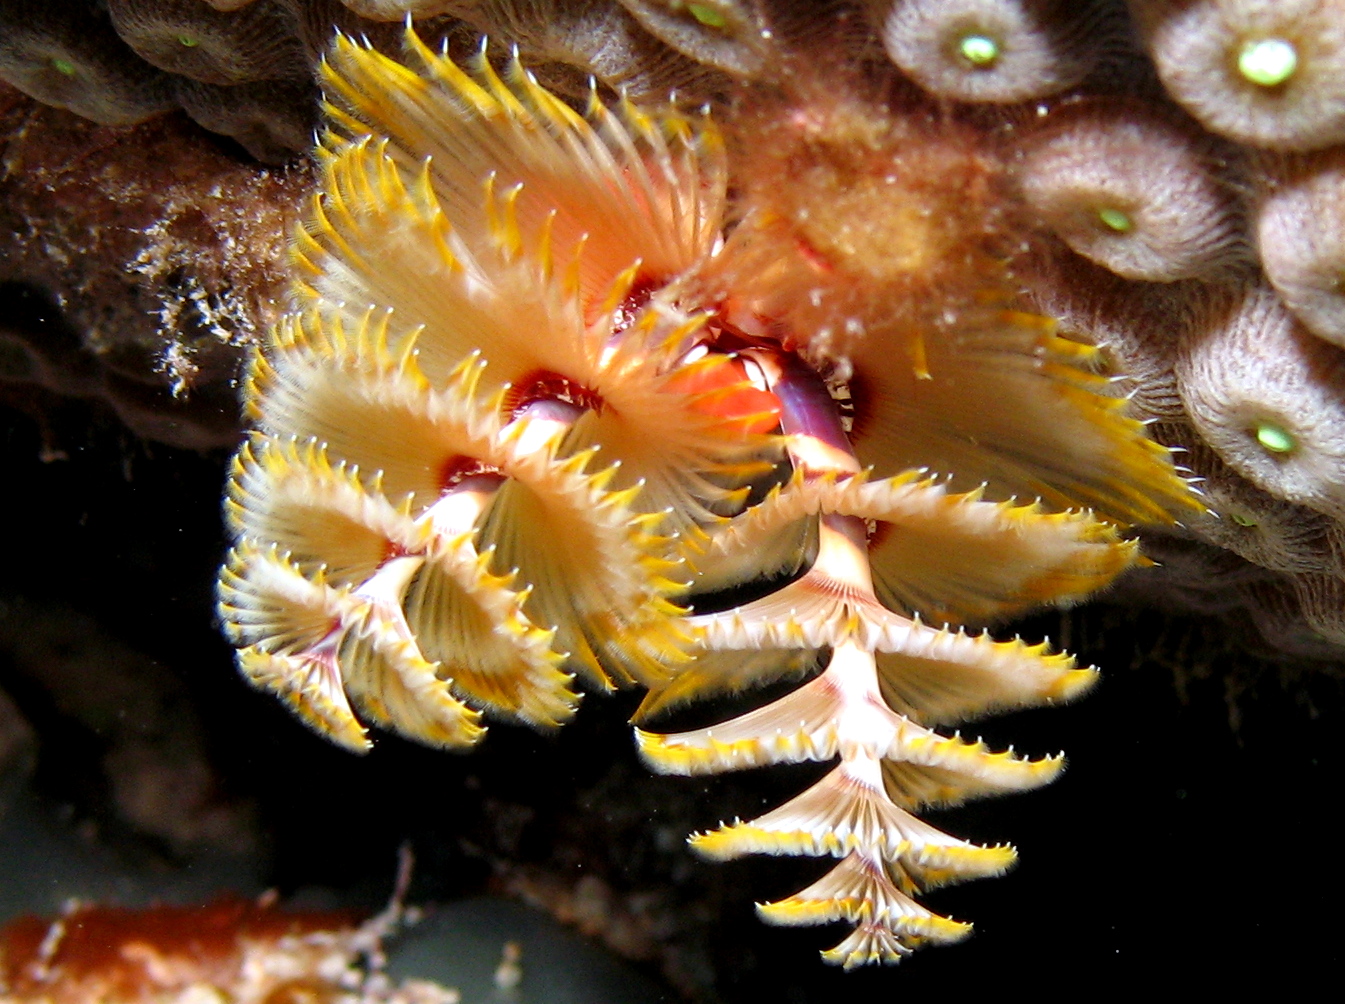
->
[1255,148,1345,348]
[869,0,1115,104]
[106,0,307,85]
[219,27,1194,966]
[615,0,772,78]
[171,76,318,163]
[1176,283,1345,521]
[1165,435,1333,575]
[1131,0,1345,150]
[0,1,174,126]
[1016,99,1248,282]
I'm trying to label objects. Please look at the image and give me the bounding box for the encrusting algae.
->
[217,24,1196,967]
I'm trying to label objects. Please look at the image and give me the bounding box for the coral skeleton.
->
[218,26,1194,965]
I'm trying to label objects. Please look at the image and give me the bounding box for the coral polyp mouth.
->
[215,23,1194,969]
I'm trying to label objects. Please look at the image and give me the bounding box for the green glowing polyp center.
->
[1230,512,1258,528]
[1238,38,1297,87]
[1096,207,1133,233]
[1254,420,1296,454]
[686,3,727,29]
[959,34,1000,68]
[50,57,76,76]
[178,35,200,48]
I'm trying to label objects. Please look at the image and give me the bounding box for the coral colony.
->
[216,23,1195,967]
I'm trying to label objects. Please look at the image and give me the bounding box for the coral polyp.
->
[217,27,1193,965]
